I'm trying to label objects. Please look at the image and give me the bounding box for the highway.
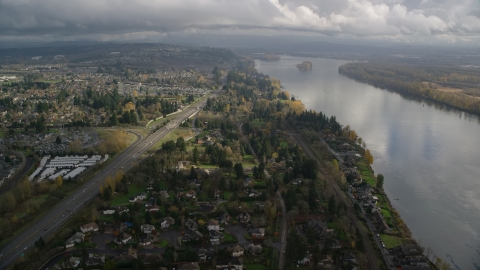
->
[0,91,216,269]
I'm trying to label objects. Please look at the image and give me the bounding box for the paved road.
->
[0,90,218,269]
[286,125,382,270]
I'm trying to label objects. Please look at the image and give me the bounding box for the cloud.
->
[0,0,479,43]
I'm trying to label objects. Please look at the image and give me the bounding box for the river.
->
[255,56,480,270]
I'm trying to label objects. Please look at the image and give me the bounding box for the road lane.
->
[0,90,218,268]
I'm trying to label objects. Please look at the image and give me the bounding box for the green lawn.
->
[98,215,115,222]
[338,229,348,241]
[327,222,339,229]
[380,234,405,249]
[253,181,266,188]
[279,141,288,148]
[156,239,169,248]
[196,163,218,169]
[110,184,146,206]
[243,155,256,164]
[245,264,269,270]
[223,233,236,243]
[157,181,168,189]
[251,119,264,128]
[223,191,233,199]
[381,208,392,218]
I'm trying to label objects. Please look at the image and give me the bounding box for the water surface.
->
[256,56,480,270]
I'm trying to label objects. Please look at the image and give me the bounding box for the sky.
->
[1,0,480,46]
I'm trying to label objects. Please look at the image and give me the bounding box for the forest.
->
[339,62,480,115]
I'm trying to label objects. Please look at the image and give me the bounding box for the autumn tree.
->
[365,149,374,164]
[55,176,63,187]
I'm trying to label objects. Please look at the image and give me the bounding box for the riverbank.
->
[287,112,438,269]
[338,62,480,116]
[256,56,480,270]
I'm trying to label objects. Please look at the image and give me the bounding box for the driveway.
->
[91,233,114,250]
[159,230,182,248]
[225,225,249,245]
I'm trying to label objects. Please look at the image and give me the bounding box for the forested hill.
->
[339,62,480,115]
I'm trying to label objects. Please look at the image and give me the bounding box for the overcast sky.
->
[1,0,479,45]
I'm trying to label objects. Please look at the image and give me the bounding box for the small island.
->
[296,61,312,71]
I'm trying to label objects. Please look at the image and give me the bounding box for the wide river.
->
[256,56,480,270]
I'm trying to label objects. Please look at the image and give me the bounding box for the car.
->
[376,234,379,237]
[0,254,3,257]
[44,228,48,231]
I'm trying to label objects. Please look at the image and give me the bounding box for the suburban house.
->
[146,205,159,212]
[253,201,265,211]
[342,252,356,264]
[185,190,196,199]
[141,224,156,234]
[177,262,200,270]
[160,217,175,229]
[218,212,231,224]
[159,190,170,199]
[185,219,198,231]
[65,232,84,248]
[114,232,132,245]
[80,222,99,233]
[197,203,216,213]
[297,253,311,265]
[129,196,137,203]
[207,219,220,231]
[237,212,250,224]
[117,206,129,214]
[198,248,216,262]
[140,233,158,246]
[231,245,244,257]
[246,243,263,254]
[209,229,223,245]
[140,253,163,266]
[102,208,116,215]
[302,218,329,240]
[318,255,334,269]
[250,228,265,238]
[136,192,147,200]
[85,254,105,267]
[181,230,203,243]
[215,258,243,270]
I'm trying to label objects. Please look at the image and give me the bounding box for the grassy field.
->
[223,233,236,243]
[150,128,192,151]
[251,119,264,128]
[242,155,256,165]
[357,160,376,186]
[110,183,146,206]
[381,208,392,218]
[156,239,169,248]
[223,191,233,199]
[98,215,116,222]
[380,234,405,248]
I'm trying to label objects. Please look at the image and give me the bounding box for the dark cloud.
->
[0,0,479,43]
